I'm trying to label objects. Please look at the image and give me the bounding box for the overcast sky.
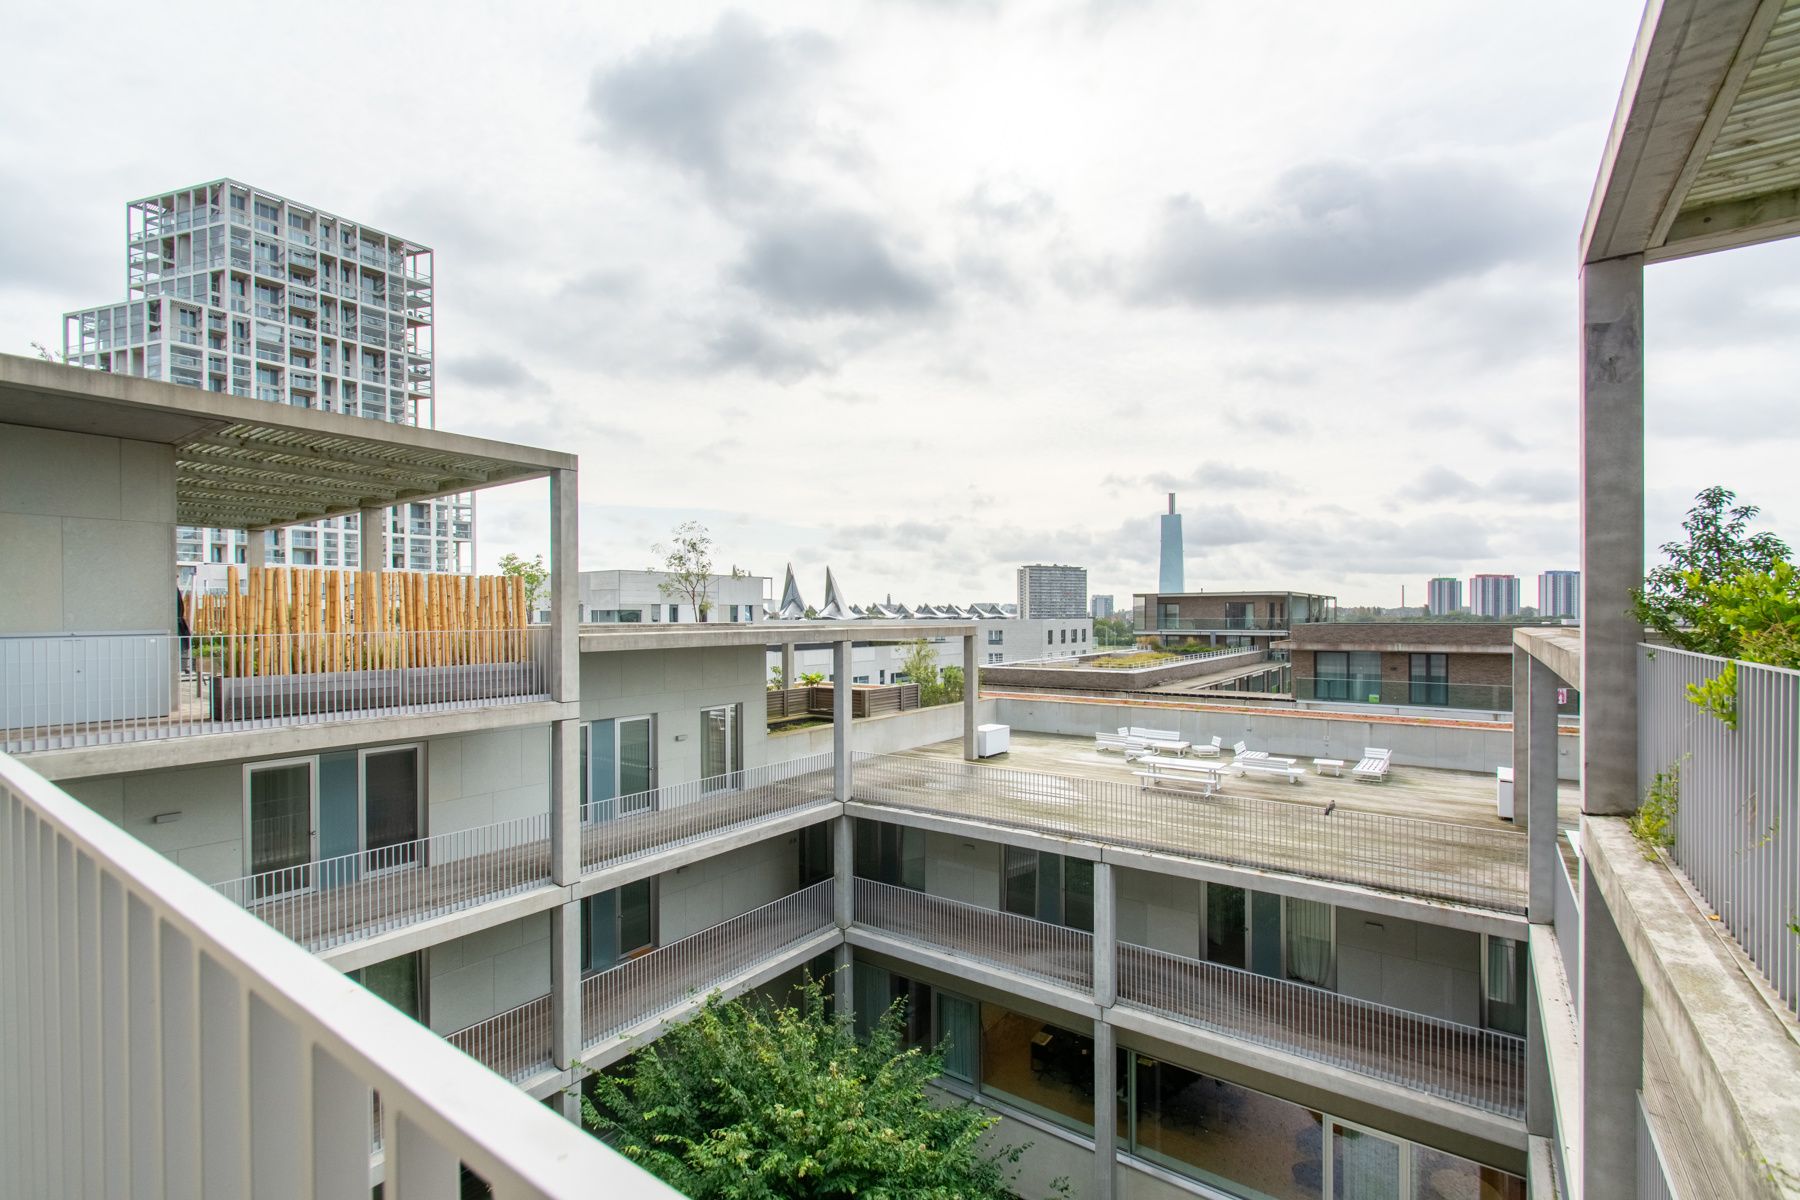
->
[6,0,1799,609]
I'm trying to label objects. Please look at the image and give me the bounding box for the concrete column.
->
[1091,1019,1116,1200]
[1528,658,1561,923]
[833,816,854,1023]
[549,467,580,704]
[834,942,853,1028]
[1511,646,1530,833]
[1579,255,1644,816]
[550,717,582,886]
[1579,852,1643,1200]
[1092,862,1116,1008]
[781,641,795,691]
[549,899,582,1124]
[358,506,386,574]
[245,529,266,570]
[833,639,853,801]
[962,633,979,761]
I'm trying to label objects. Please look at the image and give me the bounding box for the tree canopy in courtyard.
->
[580,977,1055,1199]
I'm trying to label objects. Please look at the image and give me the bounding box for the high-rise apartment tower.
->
[1017,564,1089,619]
[1426,577,1463,615]
[1538,570,1581,618]
[1158,493,1185,593]
[63,178,472,572]
[1469,573,1521,618]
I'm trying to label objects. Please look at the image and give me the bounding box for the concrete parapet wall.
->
[764,697,1001,763]
[982,648,1267,692]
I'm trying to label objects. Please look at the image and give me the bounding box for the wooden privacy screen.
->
[184,567,532,675]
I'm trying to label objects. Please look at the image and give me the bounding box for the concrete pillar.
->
[962,633,979,761]
[834,942,853,1027]
[1511,646,1530,833]
[781,641,795,691]
[1579,854,1643,1199]
[1527,658,1561,923]
[1092,862,1116,1008]
[833,639,853,801]
[549,899,583,1124]
[550,718,581,886]
[358,506,386,574]
[549,467,580,704]
[1579,255,1644,816]
[833,816,855,1022]
[1091,1019,1116,1200]
[245,529,266,570]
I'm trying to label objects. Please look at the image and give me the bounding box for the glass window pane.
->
[249,763,311,877]
[1064,858,1095,932]
[1412,1146,1526,1200]
[1002,847,1038,917]
[1036,853,1064,925]
[619,879,655,954]
[362,748,419,859]
[1206,883,1247,968]
[1333,1123,1402,1199]
[1284,898,1335,988]
[937,994,977,1082]
[357,953,420,1020]
[978,1004,1093,1133]
[900,826,926,892]
[1131,1056,1321,1199]
[702,707,729,779]
[1485,937,1527,1036]
[618,716,654,796]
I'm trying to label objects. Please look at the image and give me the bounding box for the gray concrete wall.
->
[1116,867,1204,959]
[581,645,769,780]
[982,647,1265,692]
[425,725,551,833]
[766,697,1001,763]
[656,832,799,942]
[994,696,1578,781]
[426,912,551,1035]
[61,761,243,884]
[0,422,175,635]
[923,830,1000,908]
[1335,907,1483,1026]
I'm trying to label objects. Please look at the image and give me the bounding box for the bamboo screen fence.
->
[183,567,533,676]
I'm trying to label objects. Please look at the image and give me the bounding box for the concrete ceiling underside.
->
[1585,0,1800,263]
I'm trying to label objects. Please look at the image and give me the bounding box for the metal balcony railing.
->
[579,752,836,873]
[1293,676,1526,712]
[1141,616,1290,632]
[1638,644,1800,1014]
[1116,941,1525,1117]
[213,810,554,952]
[581,881,834,1047]
[0,749,678,1197]
[853,753,1527,912]
[447,993,555,1085]
[853,878,1094,991]
[0,627,553,755]
[1555,830,1581,1011]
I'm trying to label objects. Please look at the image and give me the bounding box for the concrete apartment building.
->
[1091,594,1115,619]
[63,178,473,574]
[1017,563,1088,619]
[1427,577,1464,615]
[1280,622,1522,718]
[573,569,769,624]
[1536,571,1580,618]
[8,8,1800,1195]
[776,613,1093,683]
[1469,574,1522,618]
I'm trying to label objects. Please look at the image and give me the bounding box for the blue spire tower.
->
[1158,493,1185,593]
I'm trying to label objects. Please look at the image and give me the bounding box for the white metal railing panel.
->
[581,880,834,1047]
[853,752,1528,913]
[214,810,554,952]
[1637,1093,1682,1200]
[1116,940,1525,1118]
[447,993,554,1085]
[1554,830,1582,1012]
[580,753,836,873]
[853,878,1095,992]
[1638,645,1799,1013]
[0,749,680,1198]
[1,627,553,754]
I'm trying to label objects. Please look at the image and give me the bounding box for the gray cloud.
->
[1131,159,1553,307]
[700,317,831,382]
[1398,465,1477,501]
[962,181,1054,231]
[561,269,643,302]
[1490,466,1575,505]
[732,209,941,316]
[586,13,832,206]
[1104,464,1287,493]
[446,353,548,393]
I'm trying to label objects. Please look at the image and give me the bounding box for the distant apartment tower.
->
[1469,573,1521,617]
[1090,594,1115,619]
[1538,570,1581,618]
[63,178,472,572]
[1426,577,1463,615]
[1158,493,1185,592]
[1017,564,1088,619]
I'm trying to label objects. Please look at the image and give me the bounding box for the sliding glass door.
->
[701,704,741,791]
[617,715,655,812]
[245,760,316,900]
[360,746,421,871]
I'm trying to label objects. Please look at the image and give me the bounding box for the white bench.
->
[1193,736,1223,758]
[1237,750,1298,767]
[1096,732,1142,754]
[1238,759,1305,784]
[1313,758,1346,776]
[1134,756,1226,796]
[1126,726,1191,756]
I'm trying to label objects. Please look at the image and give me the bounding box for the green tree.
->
[1092,615,1135,647]
[651,521,747,621]
[497,552,549,613]
[768,665,785,691]
[580,978,1053,1199]
[1634,486,1791,647]
[898,638,945,704]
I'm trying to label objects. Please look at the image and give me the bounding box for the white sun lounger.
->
[1238,759,1305,784]
[1352,749,1393,782]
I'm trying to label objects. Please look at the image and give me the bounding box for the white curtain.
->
[1285,898,1334,988]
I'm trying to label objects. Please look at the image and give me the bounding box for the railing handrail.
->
[853,877,1094,989]
[0,749,677,1196]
